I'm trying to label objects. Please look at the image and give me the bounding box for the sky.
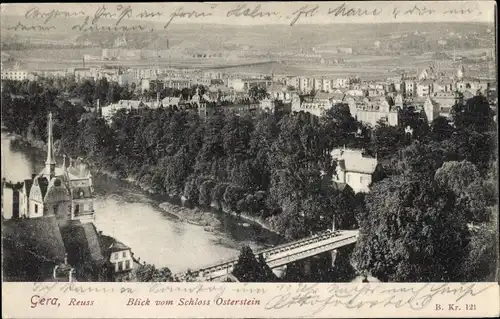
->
[0,1,496,26]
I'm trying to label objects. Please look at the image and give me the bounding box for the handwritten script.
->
[4,2,485,33]
[264,283,495,316]
[29,282,496,316]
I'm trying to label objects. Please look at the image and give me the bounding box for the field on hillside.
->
[4,45,495,79]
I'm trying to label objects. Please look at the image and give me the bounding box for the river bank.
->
[159,202,222,229]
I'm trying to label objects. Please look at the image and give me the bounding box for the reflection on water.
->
[1,134,38,182]
[1,133,281,272]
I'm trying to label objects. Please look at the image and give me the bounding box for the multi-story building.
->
[336,78,350,88]
[298,77,312,92]
[432,80,454,93]
[242,78,273,91]
[226,78,245,92]
[354,97,399,127]
[42,69,68,78]
[74,68,93,82]
[193,77,211,87]
[131,68,158,80]
[1,69,31,81]
[293,92,333,117]
[423,92,457,123]
[417,80,433,97]
[321,78,332,92]
[404,80,416,97]
[164,77,191,90]
[105,240,135,282]
[313,78,323,91]
[102,100,146,121]
[368,88,386,97]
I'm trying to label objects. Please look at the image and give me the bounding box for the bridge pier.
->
[302,258,312,276]
[272,265,287,278]
[330,249,338,267]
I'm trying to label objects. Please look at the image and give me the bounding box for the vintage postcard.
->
[1,1,499,318]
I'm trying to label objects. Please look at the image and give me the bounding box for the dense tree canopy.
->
[352,173,470,282]
[2,77,496,282]
[353,95,497,282]
[435,161,491,223]
[132,263,173,282]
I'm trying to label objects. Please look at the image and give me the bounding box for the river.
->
[1,132,281,273]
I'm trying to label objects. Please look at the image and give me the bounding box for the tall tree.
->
[352,173,470,282]
[232,246,276,282]
[452,95,494,133]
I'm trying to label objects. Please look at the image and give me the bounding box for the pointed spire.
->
[45,112,56,178]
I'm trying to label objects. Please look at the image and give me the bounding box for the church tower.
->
[45,112,56,178]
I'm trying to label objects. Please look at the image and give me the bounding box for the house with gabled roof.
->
[423,92,457,122]
[330,148,379,193]
[100,235,137,281]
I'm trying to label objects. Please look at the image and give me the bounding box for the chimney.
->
[45,113,56,178]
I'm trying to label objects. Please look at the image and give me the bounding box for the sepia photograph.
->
[1,1,498,317]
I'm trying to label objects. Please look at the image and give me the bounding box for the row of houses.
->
[1,62,38,81]
[280,87,473,128]
[285,76,353,92]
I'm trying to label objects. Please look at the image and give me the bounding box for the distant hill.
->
[1,18,494,52]
[432,52,451,60]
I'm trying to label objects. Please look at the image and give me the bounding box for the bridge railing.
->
[175,230,355,279]
[186,231,339,275]
[266,234,359,268]
[198,232,358,280]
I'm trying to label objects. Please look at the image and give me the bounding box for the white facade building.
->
[331,148,378,193]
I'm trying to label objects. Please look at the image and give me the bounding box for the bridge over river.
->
[174,229,359,281]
